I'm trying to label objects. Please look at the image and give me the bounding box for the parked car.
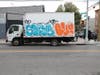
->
[91,32,97,41]
[75,30,97,41]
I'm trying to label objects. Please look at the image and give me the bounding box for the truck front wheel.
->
[12,39,20,46]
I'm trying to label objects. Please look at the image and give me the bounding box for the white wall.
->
[24,12,74,24]
[88,18,95,32]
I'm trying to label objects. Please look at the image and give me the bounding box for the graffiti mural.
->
[25,23,55,37]
[24,20,74,37]
[54,22,74,36]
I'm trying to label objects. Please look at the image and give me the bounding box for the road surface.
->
[0,43,100,51]
[0,43,100,75]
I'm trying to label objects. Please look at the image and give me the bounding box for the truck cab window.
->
[9,26,19,34]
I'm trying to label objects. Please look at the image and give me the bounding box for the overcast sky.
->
[0,0,98,12]
[0,0,99,18]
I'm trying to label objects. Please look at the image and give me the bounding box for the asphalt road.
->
[0,43,100,50]
[0,52,100,75]
[0,43,100,75]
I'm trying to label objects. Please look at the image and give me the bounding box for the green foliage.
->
[64,2,78,12]
[56,4,64,12]
[56,2,81,31]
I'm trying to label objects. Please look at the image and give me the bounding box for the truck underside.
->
[11,37,74,46]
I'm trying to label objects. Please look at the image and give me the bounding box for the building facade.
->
[95,9,100,41]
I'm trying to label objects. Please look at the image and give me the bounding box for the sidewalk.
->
[0,39,6,44]
[68,38,100,45]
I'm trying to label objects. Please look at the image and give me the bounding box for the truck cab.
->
[6,24,23,45]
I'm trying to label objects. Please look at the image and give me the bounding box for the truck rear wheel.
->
[12,39,20,46]
[50,39,59,46]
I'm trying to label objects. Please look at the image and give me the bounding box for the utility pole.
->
[85,0,89,43]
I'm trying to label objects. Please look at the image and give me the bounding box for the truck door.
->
[7,25,19,42]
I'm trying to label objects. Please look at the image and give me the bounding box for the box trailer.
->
[6,12,75,46]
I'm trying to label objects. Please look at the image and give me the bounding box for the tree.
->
[56,4,63,12]
[56,2,81,31]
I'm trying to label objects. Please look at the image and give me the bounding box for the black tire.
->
[50,39,59,46]
[20,40,24,45]
[12,39,20,46]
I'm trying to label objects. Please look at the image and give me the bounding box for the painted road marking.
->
[0,50,100,53]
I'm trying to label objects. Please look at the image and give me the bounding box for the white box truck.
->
[6,12,75,46]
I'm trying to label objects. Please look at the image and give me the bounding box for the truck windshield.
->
[12,26,19,31]
[9,26,19,34]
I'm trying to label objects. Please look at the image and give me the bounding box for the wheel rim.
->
[51,40,58,46]
[13,40,19,46]
[52,42,57,46]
